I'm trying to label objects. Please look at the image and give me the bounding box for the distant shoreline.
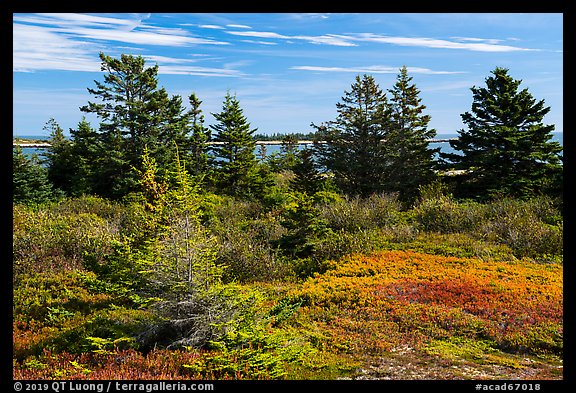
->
[13,142,52,148]
[14,138,458,149]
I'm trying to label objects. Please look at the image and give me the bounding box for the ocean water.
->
[16,133,564,162]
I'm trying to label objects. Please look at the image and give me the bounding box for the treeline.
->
[13,52,562,206]
[253,131,317,141]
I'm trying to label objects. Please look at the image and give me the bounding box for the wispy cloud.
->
[345,33,537,52]
[135,54,245,77]
[450,36,504,45]
[13,13,232,73]
[226,28,536,51]
[228,30,289,39]
[240,40,278,46]
[301,35,356,47]
[291,65,464,75]
[226,24,252,29]
[13,13,230,47]
[198,24,225,29]
[13,23,100,72]
[227,30,356,47]
[285,13,332,20]
[157,65,244,77]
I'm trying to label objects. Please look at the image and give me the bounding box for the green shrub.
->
[204,197,289,282]
[319,193,403,232]
[214,220,289,282]
[480,210,562,259]
[13,205,120,284]
[13,271,112,324]
[49,195,125,221]
[414,195,483,233]
[413,194,563,260]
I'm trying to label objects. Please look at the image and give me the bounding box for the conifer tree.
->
[186,93,212,178]
[290,148,324,195]
[130,146,227,349]
[210,92,267,197]
[385,66,439,202]
[279,134,300,169]
[43,118,74,193]
[80,53,191,199]
[13,145,59,205]
[67,117,101,196]
[313,74,391,196]
[442,67,563,199]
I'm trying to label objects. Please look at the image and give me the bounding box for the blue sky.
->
[13,13,563,137]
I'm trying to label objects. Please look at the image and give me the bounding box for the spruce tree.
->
[67,117,101,196]
[210,92,267,197]
[13,145,58,205]
[43,118,74,194]
[313,74,391,196]
[290,148,324,195]
[80,52,191,199]
[186,93,212,178]
[385,66,439,202]
[442,67,563,200]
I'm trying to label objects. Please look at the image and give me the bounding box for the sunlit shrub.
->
[293,250,562,357]
[480,198,563,259]
[413,194,563,260]
[13,204,120,284]
[319,193,403,232]
[49,195,126,221]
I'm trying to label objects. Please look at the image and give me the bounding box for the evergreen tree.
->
[67,117,101,196]
[155,92,193,173]
[279,134,300,169]
[80,53,190,199]
[266,134,300,173]
[186,93,212,178]
[43,118,74,193]
[313,74,391,196]
[276,191,330,260]
[290,148,324,195]
[210,92,268,197]
[385,66,439,202]
[441,67,563,200]
[13,145,59,205]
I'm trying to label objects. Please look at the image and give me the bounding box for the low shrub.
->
[319,193,403,232]
[13,204,120,284]
[479,198,563,259]
[293,250,562,357]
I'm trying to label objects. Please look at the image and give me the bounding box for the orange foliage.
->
[295,250,562,355]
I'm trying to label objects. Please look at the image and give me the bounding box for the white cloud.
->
[228,30,290,39]
[143,55,199,64]
[240,40,278,46]
[295,34,356,47]
[285,13,331,20]
[14,13,230,48]
[227,30,356,47]
[198,24,225,29]
[226,29,536,51]
[346,33,537,52]
[291,65,464,75]
[14,13,140,29]
[450,36,504,45]
[226,24,252,29]
[70,26,222,46]
[13,23,100,72]
[157,65,244,77]
[13,13,232,73]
